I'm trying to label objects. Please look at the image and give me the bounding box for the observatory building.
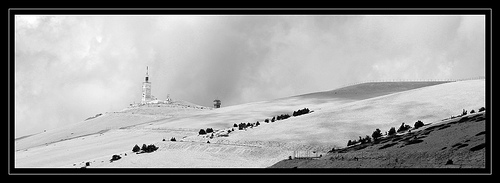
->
[213,99,221,108]
[142,66,152,104]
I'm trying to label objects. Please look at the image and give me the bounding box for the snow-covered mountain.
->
[14,79,485,168]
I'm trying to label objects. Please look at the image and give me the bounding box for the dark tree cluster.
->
[276,114,291,121]
[397,123,412,133]
[132,144,158,153]
[141,144,159,153]
[237,122,254,130]
[360,135,371,144]
[347,135,372,146]
[199,128,215,135]
[170,137,176,141]
[292,108,310,117]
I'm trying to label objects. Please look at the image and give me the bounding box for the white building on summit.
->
[129,66,172,107]
[142,66,153,104]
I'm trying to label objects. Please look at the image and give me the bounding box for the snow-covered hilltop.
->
[14,79,485,168]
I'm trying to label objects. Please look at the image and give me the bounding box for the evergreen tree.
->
[372,128,382,140]
[132,144,140,152]
[206,128,213,133]
[388,127,396,136]
[414,120,424,129]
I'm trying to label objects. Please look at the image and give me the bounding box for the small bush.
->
[264,119,269,123]
[478,107,486,112]
[470,109,475,114]
[293,108,310,117]
[110,155,121,162]
[233,123,238,127]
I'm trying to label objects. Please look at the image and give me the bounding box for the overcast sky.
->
[14,15,485,137]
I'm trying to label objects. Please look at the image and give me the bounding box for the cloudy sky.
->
[14,15,485,137]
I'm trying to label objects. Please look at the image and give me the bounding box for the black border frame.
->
[8,8,492,175]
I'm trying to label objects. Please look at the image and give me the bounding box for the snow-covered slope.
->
[14,79,485,168]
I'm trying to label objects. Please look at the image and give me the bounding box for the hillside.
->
[14,79,485,168]
[269,111,486,168]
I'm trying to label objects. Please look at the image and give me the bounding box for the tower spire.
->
[145,66,149,82]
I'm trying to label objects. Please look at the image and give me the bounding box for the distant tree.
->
[470,109,475,114]
[271,117,275,122]
[414,120,424,129]
[265,119,269,123]
[372,129,382,140]
[462,109,467,116]
[206,128,214,133]
[238,123,246,130]
[111,155,121,162]
[479,107,486,112]
[170,137,176,141]
[199,129,206,135]
[256,121,260,126]
[397,123,411,133]
[347,140,352,146]
[388,127,397,136]
[132,144,141,152]
[364,135,372,143]
[141,144,147,151]
[233,123,238,127]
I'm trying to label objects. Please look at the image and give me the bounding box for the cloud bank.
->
[14,15,485,137]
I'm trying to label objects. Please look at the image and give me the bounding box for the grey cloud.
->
[14,15,485,138]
